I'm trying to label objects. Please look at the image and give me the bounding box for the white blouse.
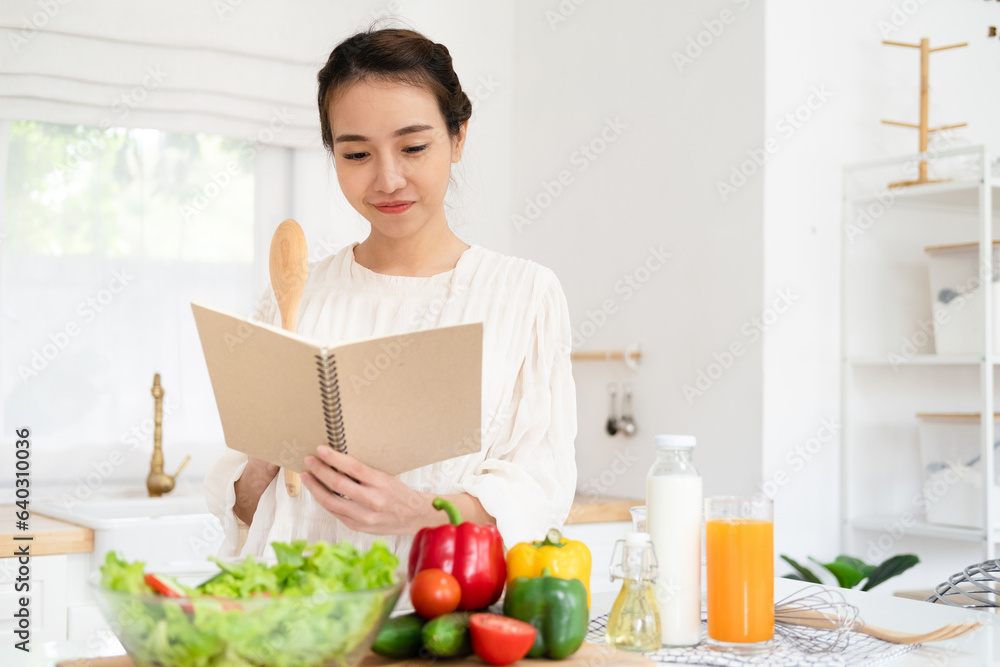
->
[203,241,578,564]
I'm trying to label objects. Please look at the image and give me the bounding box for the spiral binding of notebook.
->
[316,352,347,452]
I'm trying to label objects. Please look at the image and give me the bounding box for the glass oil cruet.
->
[606,532,662,652]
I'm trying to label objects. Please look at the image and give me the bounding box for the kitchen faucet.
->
[147,373,190,497]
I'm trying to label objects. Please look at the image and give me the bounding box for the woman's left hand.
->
[300,445,433,535]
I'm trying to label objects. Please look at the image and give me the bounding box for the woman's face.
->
[328,80,466,241]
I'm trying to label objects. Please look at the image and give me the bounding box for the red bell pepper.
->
[408,498,506,611]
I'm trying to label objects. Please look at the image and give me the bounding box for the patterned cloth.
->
[587,613,918,667]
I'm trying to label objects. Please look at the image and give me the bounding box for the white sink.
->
[36,494,213,527]
[35,486,225,569]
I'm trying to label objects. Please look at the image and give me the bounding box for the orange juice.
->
[706,519,774,644]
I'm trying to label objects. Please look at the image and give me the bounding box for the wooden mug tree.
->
[882,37,967,188]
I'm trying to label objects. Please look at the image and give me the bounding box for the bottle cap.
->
[653,434,696,449]
[625,532,652,547]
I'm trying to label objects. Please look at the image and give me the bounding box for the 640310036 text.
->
[13,427,32,652]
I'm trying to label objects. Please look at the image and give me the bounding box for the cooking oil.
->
[606,532,661,652]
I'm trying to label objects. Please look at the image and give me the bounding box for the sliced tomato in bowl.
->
[469,613,537,666]
[145,573,184,597]
[145,573,245,612]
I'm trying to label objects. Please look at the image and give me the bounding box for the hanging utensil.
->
[618,383,636,437]
[269,219,309,498]
[606,383,619,436]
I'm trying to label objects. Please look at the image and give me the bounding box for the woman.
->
[205,27,577,561]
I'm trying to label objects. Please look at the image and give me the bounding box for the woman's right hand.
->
[234,456,280,524]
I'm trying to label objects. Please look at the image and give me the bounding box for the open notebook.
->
[191,302,482,476]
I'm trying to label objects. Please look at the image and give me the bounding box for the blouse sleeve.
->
[203,284,281,557]
[458,268,578,547]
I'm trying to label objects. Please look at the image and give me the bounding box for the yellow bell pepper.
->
[506,527,592,608]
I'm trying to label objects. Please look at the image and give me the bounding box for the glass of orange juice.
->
[705,496,773,654]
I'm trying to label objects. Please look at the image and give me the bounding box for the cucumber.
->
[372,613,426,659]
[421,612,473,659]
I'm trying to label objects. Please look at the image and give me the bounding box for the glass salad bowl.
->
[90,540,404,667]
[91,576,403,667]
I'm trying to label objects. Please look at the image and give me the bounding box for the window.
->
[1,121,255,485]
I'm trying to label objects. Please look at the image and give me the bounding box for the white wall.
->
[763,0,1000,589]
[509,0,766,502]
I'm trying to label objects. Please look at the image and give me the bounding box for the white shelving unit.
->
[841,145,1000,566]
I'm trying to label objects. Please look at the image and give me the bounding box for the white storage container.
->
[924,241,1000,355]
[916,413,1000,528]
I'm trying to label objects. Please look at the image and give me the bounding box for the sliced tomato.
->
[469,613,537,666]
[145,573,184,597]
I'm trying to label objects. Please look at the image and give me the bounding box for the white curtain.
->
[0,0,339,148]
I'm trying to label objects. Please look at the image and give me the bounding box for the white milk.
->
[646,474,702,647]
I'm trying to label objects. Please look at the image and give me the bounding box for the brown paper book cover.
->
[191,302,482,476]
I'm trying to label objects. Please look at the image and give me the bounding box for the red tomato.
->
[469,613,537,666]
[410,568,462,619]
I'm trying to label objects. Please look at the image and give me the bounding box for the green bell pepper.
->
[502,567,588,659]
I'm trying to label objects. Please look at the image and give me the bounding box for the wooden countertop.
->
[0,505,94,558]
[565,494,642,525]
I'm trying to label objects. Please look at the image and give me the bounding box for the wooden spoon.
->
[269,218,309,497]
[776,606,984,644]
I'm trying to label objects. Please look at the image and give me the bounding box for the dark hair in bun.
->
[317,27,472,153]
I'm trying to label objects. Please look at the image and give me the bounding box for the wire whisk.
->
[774,586,859,653]
[927,558,1000,609]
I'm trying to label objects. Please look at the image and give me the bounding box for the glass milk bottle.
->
[646,435,702,647]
